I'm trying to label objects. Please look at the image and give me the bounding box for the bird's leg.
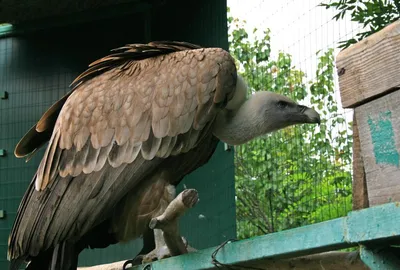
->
[140,228,173,263]
[150,189,199,255]
[142,187,199,263]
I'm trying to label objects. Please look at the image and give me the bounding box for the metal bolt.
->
[224,143,232,152]
[1,91,8,99]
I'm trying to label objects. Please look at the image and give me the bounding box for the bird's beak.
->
[299,105,321,125]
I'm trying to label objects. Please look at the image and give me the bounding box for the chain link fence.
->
[228,0,362,239]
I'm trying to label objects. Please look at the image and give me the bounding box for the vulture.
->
[7,41,320,270]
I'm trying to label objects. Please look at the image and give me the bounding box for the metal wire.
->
[211,239,264,270]
[229,0,362,239]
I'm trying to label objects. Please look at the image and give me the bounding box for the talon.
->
[149,218,158,230]
[182,189,199,208]
[123,259,133,270]
[123,254,144,269]
[142,245,172,264]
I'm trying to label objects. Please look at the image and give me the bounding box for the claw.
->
[123,254,145,269]
[122,259,133,270]
[142,244,171,263]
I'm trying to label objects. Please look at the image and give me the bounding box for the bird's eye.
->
[277,101,288,109]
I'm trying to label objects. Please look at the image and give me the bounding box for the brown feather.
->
[8,41,238,265]
[141,131,162,160]
[94,143,113,172]
[82,146,101,174]
[108,143,129,168]
[14,124,50,159]
[36,91,73,132]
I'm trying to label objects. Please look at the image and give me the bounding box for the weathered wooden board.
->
[360,246,400,270]
[355,90,400,206]
[336,19,400,108]
[78,251,369,270]
[352,113,369,210]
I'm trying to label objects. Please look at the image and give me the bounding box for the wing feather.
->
[141,132,162,160]
[83,146,101,174]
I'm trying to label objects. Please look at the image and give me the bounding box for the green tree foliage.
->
[228,15,353,239]
[320,0,400,48]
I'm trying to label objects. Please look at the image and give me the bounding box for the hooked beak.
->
[299,105,321,125]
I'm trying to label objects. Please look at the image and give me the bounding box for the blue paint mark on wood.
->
[367,111,399,167]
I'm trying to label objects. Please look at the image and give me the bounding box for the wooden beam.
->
[78,261,126,270]
[243,251,368,270]
[336,19,400,108]
[78,251,369,270]
[79,203,400,270]
[354,90,400,206]
[360,246,400,269]
[352,112,369,210]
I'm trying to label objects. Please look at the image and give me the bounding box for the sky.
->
[227,0,363,122]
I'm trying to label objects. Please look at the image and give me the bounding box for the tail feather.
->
[9,257,26,270]
[16,242,78,270]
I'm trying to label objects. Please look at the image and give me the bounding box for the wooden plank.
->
[122,203,400,270]
[346,202,400,243]
[80,251,369,270]
[236,251,368,270]
[336,19,400,108]
[360,246,400,270]
[352,112,369,210]
[355,90,400,206]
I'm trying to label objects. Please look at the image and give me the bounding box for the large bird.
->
[7,41,320,270]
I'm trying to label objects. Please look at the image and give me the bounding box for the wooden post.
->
[352,113,369,210]
[336,19,400,207]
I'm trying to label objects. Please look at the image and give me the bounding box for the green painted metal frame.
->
[131,202,400,270]
[0,1,152,38]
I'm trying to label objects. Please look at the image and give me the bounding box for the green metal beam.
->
[131,202,400,270]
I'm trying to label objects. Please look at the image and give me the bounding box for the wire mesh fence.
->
[228,0,362,239]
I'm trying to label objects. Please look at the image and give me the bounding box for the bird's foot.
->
[123,188,199,269]
[150,188,199,256]
[140,236,196,263]
[141,244,171,263]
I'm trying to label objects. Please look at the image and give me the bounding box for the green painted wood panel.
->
[0,0,234,268]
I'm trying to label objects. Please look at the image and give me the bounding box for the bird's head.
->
[213,89,321,145]
[251,91,320,133]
